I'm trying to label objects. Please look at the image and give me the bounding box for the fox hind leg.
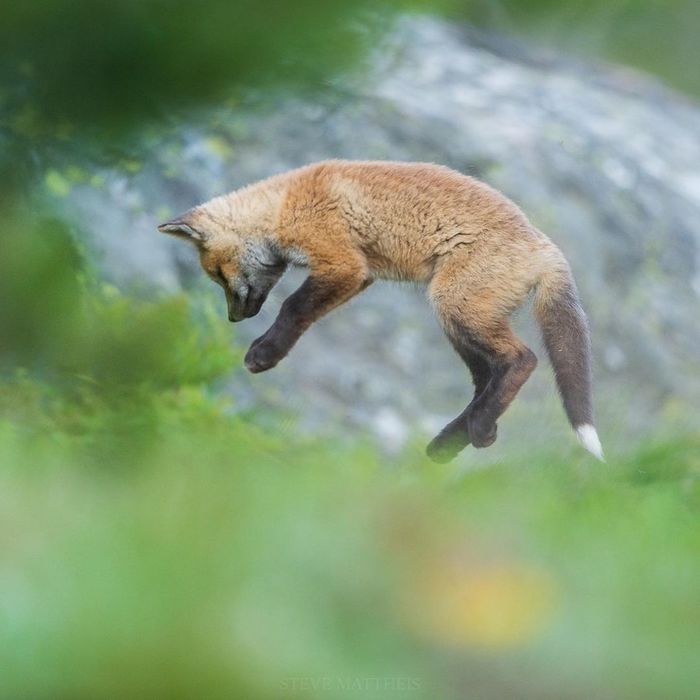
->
[427,261,537,462]
[426,333,492,462]
[464,326,537,448]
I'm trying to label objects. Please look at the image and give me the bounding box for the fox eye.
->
[209,267,227,286]
[260,260,284,271]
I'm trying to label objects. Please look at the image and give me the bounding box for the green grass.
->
[1,389,698,699]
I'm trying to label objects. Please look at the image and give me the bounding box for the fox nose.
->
[225,289,243,322]
[227,301,242,322]
[228,300,245,323]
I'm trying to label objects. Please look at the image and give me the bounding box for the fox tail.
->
[533,247,604,461]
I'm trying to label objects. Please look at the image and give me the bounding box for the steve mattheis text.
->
[280,676,421,693]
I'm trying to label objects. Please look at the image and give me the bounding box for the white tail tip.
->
[576,424,605,462]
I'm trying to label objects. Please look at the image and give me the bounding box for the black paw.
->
[468,415,498,448]
[244,338,285,373]
[426,421,471,464]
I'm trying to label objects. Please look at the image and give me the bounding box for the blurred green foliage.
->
[0,216,83,370]
[0,215,238,464]
[0,0,449,132]
[0,216,234,394]
[3,0,698,143]
[1,371,699,697]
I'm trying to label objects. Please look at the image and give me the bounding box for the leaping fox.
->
[159,160,603,462]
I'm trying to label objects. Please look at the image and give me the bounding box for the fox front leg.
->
[244,271,370,373]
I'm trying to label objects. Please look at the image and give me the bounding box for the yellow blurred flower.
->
[404,560,558,650]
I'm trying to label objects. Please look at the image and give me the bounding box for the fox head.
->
[158,202,286,322]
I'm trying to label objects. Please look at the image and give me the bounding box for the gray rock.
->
[58,17,700,456]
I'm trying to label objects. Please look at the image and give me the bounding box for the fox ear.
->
[158,212,204,243]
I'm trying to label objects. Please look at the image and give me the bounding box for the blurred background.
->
[1,2,699,698]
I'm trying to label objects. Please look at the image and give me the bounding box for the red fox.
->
[159,160,603,462]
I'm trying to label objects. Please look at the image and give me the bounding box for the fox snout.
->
[227,306,244,323]
[226,288,267,322]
